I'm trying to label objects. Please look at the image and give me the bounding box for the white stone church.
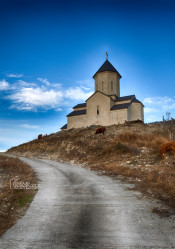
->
[61,56,144,130]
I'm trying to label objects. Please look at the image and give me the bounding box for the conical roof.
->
[93,59,122,78]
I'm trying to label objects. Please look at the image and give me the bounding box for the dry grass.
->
[117,132,168,151]
[0,155,38,236]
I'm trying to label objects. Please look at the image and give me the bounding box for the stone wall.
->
[127,104,132,121]
[67,114,87,129]
[110,109,128,124]
[131,103,144,121]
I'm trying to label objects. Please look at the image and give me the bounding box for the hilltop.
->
[7,121,175,211]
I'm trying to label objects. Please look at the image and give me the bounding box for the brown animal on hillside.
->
[95,127,106,135]
[38,134,42,140]
[159,142,175,159]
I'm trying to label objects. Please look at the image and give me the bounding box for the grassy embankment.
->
[0,155,38,236]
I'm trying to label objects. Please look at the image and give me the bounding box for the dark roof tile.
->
[93,60,122,78]
[73,103,86,109]
[131,98,145,106]
[115,95,135,102]
[111,103,131,111]
[67,109,86,117]
[60,124,67,129]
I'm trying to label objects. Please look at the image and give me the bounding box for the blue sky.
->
[0,0,175,151]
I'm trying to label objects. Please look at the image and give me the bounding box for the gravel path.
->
[0,158,175,249]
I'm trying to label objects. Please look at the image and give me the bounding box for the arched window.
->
[96,82,98,90]
[102,81,104,91]
[111,81,113,91]
[116,78,119,94]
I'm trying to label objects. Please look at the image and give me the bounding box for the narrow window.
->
[102,81,104,91]
[97,105,99,115]
[116,78,119,94]
[111,81,113,91]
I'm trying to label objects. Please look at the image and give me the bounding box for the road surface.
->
[0,158,175,249]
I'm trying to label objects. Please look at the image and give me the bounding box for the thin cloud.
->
[9,104,34,111]
[144,96,173,105]
[55,107,63,112]
[144,107,159,113]
[17,80,36,87]
[52,83,62,89]
[37,77,50,85]
[163,103,175,111]
[65,87,93,100]
[80,86,91,90]
[0,79,9,90]
[21,124,39,129]
[6,73,23,78]
[76,79,93,88]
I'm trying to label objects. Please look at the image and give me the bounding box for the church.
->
[61,55,144,130]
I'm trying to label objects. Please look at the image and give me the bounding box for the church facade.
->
[61,57,144,130]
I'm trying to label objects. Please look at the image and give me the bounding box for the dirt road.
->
[0,158,175,248]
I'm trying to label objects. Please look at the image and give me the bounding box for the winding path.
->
[0,158,175,248]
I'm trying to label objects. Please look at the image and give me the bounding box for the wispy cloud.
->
[37,77,50,85]
[80,86,91,90]
[76,79,93,87]
[21,124,39,129]
[65,87,93,100]
[17,80,36,87]
[144,107,159,113]
[52,83,62,89]
[144,97,173,105]
[55,107,63,112]
[76,79,93,93]
[0,79,9,90]
[6,73,23,78]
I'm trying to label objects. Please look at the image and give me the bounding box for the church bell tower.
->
[93,54,122,98]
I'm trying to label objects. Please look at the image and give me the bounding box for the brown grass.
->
[117,132,168,150]
[0,155,38,236]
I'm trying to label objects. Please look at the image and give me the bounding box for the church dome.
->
[93,59,122,78]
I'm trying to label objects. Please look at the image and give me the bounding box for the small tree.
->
[165,112,171,121]
[163,112,175,140]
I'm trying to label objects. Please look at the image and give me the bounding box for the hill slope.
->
[7,122,175,210]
